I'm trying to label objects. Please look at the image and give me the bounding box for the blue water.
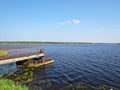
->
[0,44,120,89]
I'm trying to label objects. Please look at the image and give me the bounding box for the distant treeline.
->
[0,41,93,44]
[0,41,118,44]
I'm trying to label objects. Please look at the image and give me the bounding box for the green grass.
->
[27,63,33,68]
[0,50,8,57]
[0,79,28,90]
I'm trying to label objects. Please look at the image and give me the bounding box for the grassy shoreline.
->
[0,50,8,57]
[0,79,28,90]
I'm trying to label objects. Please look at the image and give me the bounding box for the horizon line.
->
[0,41,119,44]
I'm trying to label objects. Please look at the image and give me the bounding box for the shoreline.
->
[0,41,119,44]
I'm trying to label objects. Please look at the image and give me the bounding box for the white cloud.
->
[72,19,80,24]
[59,19,80,25]
[59,20,71,25]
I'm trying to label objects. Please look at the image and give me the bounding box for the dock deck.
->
[0,53,44,65]
[0,46,54,66]
[0,46,45,65]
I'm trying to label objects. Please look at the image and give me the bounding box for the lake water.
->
[0,44,120,89]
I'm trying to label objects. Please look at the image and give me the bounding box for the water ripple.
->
[1,44,120,89]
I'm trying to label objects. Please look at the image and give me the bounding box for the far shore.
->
[0,41,119,44]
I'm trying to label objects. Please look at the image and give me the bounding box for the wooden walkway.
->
[0,46,45,65]
[0,52,44,65]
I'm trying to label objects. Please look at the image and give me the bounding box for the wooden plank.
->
[33,60,54,67]
[0,54,44,65]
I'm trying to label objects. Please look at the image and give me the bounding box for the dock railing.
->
[0,46,44,60]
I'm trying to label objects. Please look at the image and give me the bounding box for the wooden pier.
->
[0,53,44,65]
[0,46,54,66]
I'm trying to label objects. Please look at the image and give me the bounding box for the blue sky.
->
[0,0,120,43]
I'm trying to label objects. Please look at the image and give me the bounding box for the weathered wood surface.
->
[0,53,44,65]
